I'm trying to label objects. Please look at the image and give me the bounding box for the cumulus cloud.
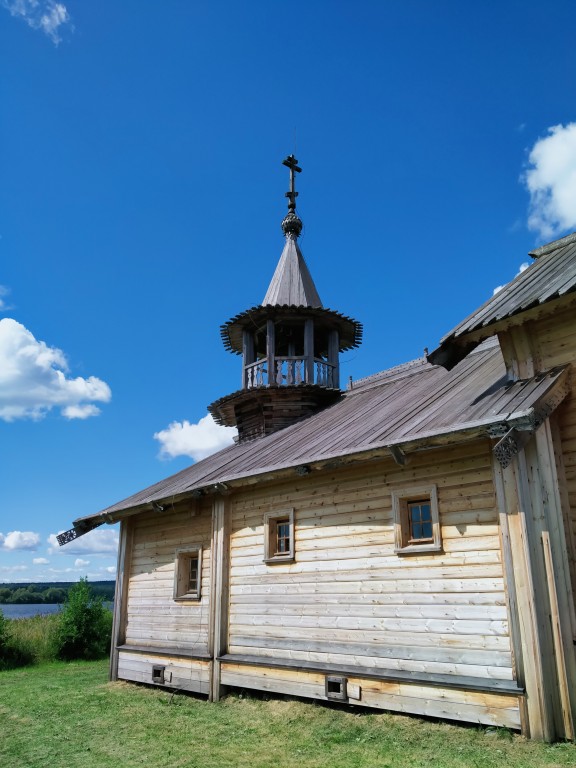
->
[33,557,49,565]
[493,262,530,295]
[0,565,28,573]
[0,530,41,550]
[0,318,111,421]
[1,0,72,45]
[74,558,90,567]
[524,122,576,239]
[62,404,102,419]
[154,413,237,461]
[48,528,119,556]
[101,566,116,575]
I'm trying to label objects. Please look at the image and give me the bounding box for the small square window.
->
[173,547,202,600]
[392,485,441,554]
[264,509,294,563]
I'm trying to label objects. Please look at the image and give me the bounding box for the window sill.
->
[263,555,294,564]
[394,543,442,556]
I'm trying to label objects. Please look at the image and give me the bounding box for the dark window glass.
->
[276,521,291,554]
[408,501,433,542]
[187,554,199,592]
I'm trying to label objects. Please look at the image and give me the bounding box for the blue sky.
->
[1,0,576,583]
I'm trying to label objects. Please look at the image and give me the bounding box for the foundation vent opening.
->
[152,665,166,684]
[325,675,348,702]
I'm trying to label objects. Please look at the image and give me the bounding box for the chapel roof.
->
[428,232,576,369]
[76,337,568,524]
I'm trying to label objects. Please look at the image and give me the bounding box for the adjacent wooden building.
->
[62,159,576,740]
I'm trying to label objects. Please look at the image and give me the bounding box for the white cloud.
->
[74,558,90,567]
[493,262,529,296]
[0,530,41,550]
[524,122,576,239]
[48,528,119,556]
[0,318,111,422]
[0,565,28,572]
[154,413,237,461]
[101,566,116,575]
[1,0,72,45]
[0,285,10,312]
[33,557,49,565]
[62,404,102,420]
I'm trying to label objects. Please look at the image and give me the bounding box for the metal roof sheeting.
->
[428,233,576,368]
[79,339,567,523]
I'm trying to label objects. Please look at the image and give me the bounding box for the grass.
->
[1,660,575,768]
[6,613,60,664]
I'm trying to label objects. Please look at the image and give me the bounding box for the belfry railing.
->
[244,357,337,389]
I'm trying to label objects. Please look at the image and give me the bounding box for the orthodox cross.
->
[283,154,302,211]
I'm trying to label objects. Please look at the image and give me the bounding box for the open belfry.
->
[62,157,576,741]
[208,155,361,441]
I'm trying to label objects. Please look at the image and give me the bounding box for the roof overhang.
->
[221,304,363,354]
[65,365,570,541]
[428,292,576,370]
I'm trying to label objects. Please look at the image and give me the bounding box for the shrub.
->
[56,578,113,661]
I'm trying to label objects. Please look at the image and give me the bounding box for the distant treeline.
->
[0,581,115,604]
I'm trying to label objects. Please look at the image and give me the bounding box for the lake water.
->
[1,603,113,619]
[1,604,63,619]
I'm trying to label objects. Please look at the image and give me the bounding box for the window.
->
[392,485,441,554]
[264,509,294,563]
[173,547,202,600]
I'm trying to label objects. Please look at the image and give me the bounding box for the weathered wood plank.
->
[228,635,512,665]
[224,644,513,679]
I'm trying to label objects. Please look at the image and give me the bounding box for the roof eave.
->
[74,366,569,528]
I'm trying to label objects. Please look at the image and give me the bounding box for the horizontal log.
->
[228,635,512,665]
[218,654,522,695]
[226,643,513,679]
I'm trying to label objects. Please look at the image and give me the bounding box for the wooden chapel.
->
[61,157,576,741]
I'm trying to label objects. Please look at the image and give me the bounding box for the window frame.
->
[263,508,295,563]
[391,485,441,555]
[173,546,203,601]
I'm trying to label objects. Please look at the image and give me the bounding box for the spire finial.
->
[281,154,303,237]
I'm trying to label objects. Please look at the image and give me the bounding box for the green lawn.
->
[1,660,574,768]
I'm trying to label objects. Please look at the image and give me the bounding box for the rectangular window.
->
[407,500,433,543]
[392,485,441,554]
[173,547,202,600]
[264,509,295,563]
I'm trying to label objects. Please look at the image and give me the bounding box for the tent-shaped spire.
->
[263,154,323,307]
[262,236,323,307]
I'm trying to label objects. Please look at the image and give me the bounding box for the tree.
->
[7,587,44,604]
[43,588,66,604]
[56,578,113,661]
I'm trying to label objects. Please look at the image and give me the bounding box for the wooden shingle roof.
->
[262,236,322,307]
[77,339,568,524]
[428,232,576,369]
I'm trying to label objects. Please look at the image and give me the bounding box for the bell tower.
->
[208,156,362,442]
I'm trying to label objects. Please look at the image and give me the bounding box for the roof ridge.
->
[351,337,500,393]
[350,357,428,390]
[529,231,576,258]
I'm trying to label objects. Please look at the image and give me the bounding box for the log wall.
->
[224,441,520,726]
[530,306,576,593]
[122,501,212,656]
